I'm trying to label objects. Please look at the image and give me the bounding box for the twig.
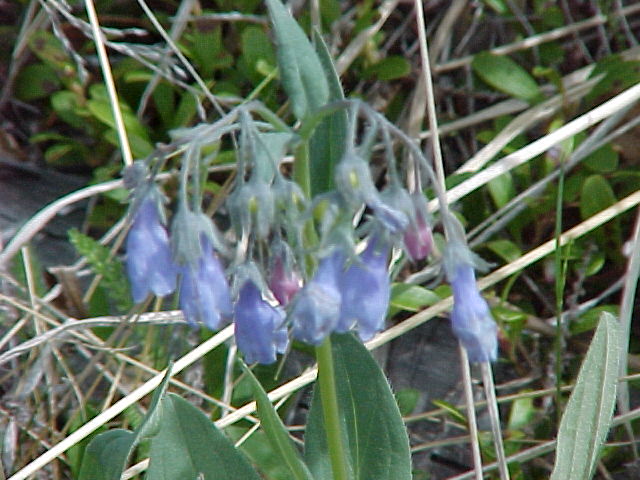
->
[83,0,133,166]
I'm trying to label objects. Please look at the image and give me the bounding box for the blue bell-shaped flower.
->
[126,198,178,303]
[445,243,498,363]
[337,237,390,341]
[289,251,345,345]
[179,236,233,330]
[234,281,288,364]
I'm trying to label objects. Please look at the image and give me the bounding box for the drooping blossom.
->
[289,251,345,345]
[337,237,390,341]
[445,243,498,363]
[126,198,178,303]
[334,152,381,208]
[403,193,433,261]
[268,255,301,306]
[234,281,288,364]
[179,236,233,330]
[404,212,433,261]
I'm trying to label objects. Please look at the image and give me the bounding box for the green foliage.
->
[551,313,620,480]
[241,363,314,480]
[389,283,441,315]
[395,388,420,416]
[586,55,640,104]
[309,31,347,196]
[305,333,412,480]
[78,365,172,479]
[68,229,132,312]
[580,174,622,256]
[265,0,329,120]
[472,51,542,102]
[363,56,411,81]
[146,394,262,479]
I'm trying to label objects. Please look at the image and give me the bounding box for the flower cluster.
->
[124,106,497,366]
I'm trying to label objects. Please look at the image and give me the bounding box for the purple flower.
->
[449,264,498,363]
[403,193,433,261]
[234,281,288,364]
[404,213,433,261]
[290,251,344,345]
[268,256,301,306]
[337,238,390,341]
[179,236,233,330]
[126,198,178,303]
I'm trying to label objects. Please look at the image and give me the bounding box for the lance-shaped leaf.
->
[146,393,262,479]
[240,363,314,480]
[78,364,173,480]
[308,30,347,196]
[266,0,329,120]
[550,312,620,480]
[472,51,541,103]
[305,333,412,480]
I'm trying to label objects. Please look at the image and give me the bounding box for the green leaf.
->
[485,239,522,263]
[586,55,640,104]
[305,333,412,480]
[15,64,61,100]
[266,0,329,119]
[488,171,515,209]
[227,426,295,480]
[146,394,262,480]
[87,85,153,158]
[68,229,132,312]
[582,144,619,173]
[472,52,541,102]
[78,430,136,480]
[550,312,620,480]
[395,388,420,416]
[390,283,440,312]
[363,56,411,81]
[507,395,535,431]
[240,363,314,480]
[240,25,276,83]
[430,399,467,424]
[308,30,347,196]
[78,366,173,480]
[580,174,617,219]
[570,305,619,335]
[51,91,89,129]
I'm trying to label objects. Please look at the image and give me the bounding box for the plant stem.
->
[459,344,483,480]
[293,136,349,480]
[554,158,566,426]
[481,362,510,480]
[316,337,350,480]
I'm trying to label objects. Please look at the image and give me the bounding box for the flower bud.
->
[234,281,288,365]
[338,237,390,340]
[334,152,380,208]
[268,255,301,306]
[404,214,433,261]
[445,243,497,363]
[228,180,275,240]
[179,236,233,330]
[403,193,433,261]
[126,198,178,303]
[290,251,345,345]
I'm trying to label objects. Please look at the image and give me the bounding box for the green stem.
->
[293,138,349,480]
[316,337,350,480]
[554,158,566,426]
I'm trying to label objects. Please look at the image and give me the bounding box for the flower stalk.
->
[294,135,350,480]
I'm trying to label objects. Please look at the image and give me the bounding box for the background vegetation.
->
[1,0,640,478]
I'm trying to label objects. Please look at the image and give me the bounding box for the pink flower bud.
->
[268,256,301,306]
[403,214,433,261]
